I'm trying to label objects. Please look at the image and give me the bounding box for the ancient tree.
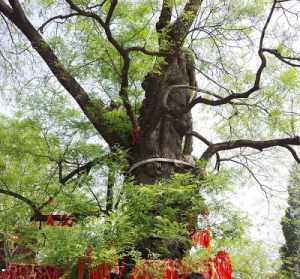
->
[1,0,300,272]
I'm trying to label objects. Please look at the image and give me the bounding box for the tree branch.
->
[105,0,117,25]
[281,145,300,163]
[127,46,166,57]
[0,0,13,16]
[64,0,137,128]
[0,0,124,147]
[38,13,79,33]
[156,0,172,34]
[0,188,40,215]
[221,159,270,202]
[187,0,277,109]
[262,48,300,67]
[188,131,221,170]
[166,0,203,49]
[58,158,99,185]
[201,136,300,162]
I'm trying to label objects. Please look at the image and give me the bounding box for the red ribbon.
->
[191,229,211,248]
[213,251,232,279]
[47,214,54,226]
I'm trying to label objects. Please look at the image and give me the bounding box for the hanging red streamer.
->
[163,259,179,279]
[213,251,232,279]
[0,264,63,279]
[77,258,85,279]
[191,229,211,248]
[47,214,54,226]
[89,263,111,279]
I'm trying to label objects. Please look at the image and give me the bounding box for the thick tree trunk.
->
[133,52,195,184]
[128,51,198,260]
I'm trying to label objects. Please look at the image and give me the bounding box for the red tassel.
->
[47,214,54,226]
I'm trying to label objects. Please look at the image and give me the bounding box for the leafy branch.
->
[0,0,124,146]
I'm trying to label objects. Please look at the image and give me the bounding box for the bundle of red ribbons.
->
[0,264,64,279]
[77,252,232,279]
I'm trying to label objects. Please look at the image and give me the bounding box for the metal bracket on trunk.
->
[128,157,195,174]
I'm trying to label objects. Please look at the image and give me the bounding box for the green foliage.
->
[103,108,132,136]
[279,164,300,278]
[279,68,299,91]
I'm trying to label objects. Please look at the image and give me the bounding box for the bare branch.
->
[221,159,270,203]
[38,13,79,33]
[105,0,117,25]
[262,48,300,67]
[281,145,300,163]
[188,0,277,109]
[201,136,300,162]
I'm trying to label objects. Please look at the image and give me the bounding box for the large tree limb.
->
[166,0,203,49]
[200,136,300,162]
[0,0,124,146]
[188,131,221,170]
[156,0,172,34]
[64,0,137,128]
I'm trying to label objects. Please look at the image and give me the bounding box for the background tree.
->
[280,164,300,278]
[0,0,300,276]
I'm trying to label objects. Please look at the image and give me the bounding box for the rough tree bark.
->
[133,52,195,184]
